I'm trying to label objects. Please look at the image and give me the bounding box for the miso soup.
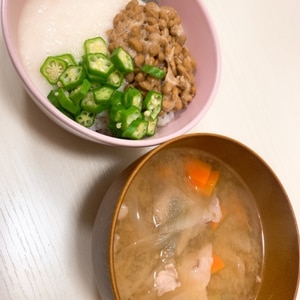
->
[113,147,263,300]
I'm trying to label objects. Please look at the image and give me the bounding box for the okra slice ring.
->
[56,53,77,66]
[40,56,68,85]
[56,87,81,115]
[75,110,96,128]
[123,87,143,110]
[119,106,142,131]
[85,53,115,80]
[81,92,108,114]
[84,36,109,56]
[140,64,166,80]
[93,86,115,106]
[106,70,124,88]
[144,90,163,119]
[122,119,148,140]
[110,46,134,74]
[47,90,74,119]
[143,115,158,136]
[110,90,124,107]
[109,104,126,123]
[58,65,86,90]
[69,79,91,104]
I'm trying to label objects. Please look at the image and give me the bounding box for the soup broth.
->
[113,147,263,300]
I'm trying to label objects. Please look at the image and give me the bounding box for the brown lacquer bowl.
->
[92,133,299,299]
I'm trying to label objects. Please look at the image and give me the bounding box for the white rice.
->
[18,0,131,97]
[18,0,174,135]
[157,112,175,127]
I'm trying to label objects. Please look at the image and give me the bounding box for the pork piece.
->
[175,243,213,300]
[154,263,181,296]
[206,195,222,223]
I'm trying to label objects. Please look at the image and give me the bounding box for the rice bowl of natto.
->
[2,0,221,146]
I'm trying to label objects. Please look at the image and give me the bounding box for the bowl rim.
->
[107,132,300,299]
[1,0,222,147]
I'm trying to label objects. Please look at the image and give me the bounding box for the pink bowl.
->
[1,0,221,147]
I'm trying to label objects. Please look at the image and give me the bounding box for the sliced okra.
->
[110,46,134,74]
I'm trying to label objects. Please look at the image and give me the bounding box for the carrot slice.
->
[202,170,220,196]
[186,159,212,189]
[211,254,224,274]
[186,159,219,196]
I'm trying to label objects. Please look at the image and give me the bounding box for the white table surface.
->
[1,0,299,299]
